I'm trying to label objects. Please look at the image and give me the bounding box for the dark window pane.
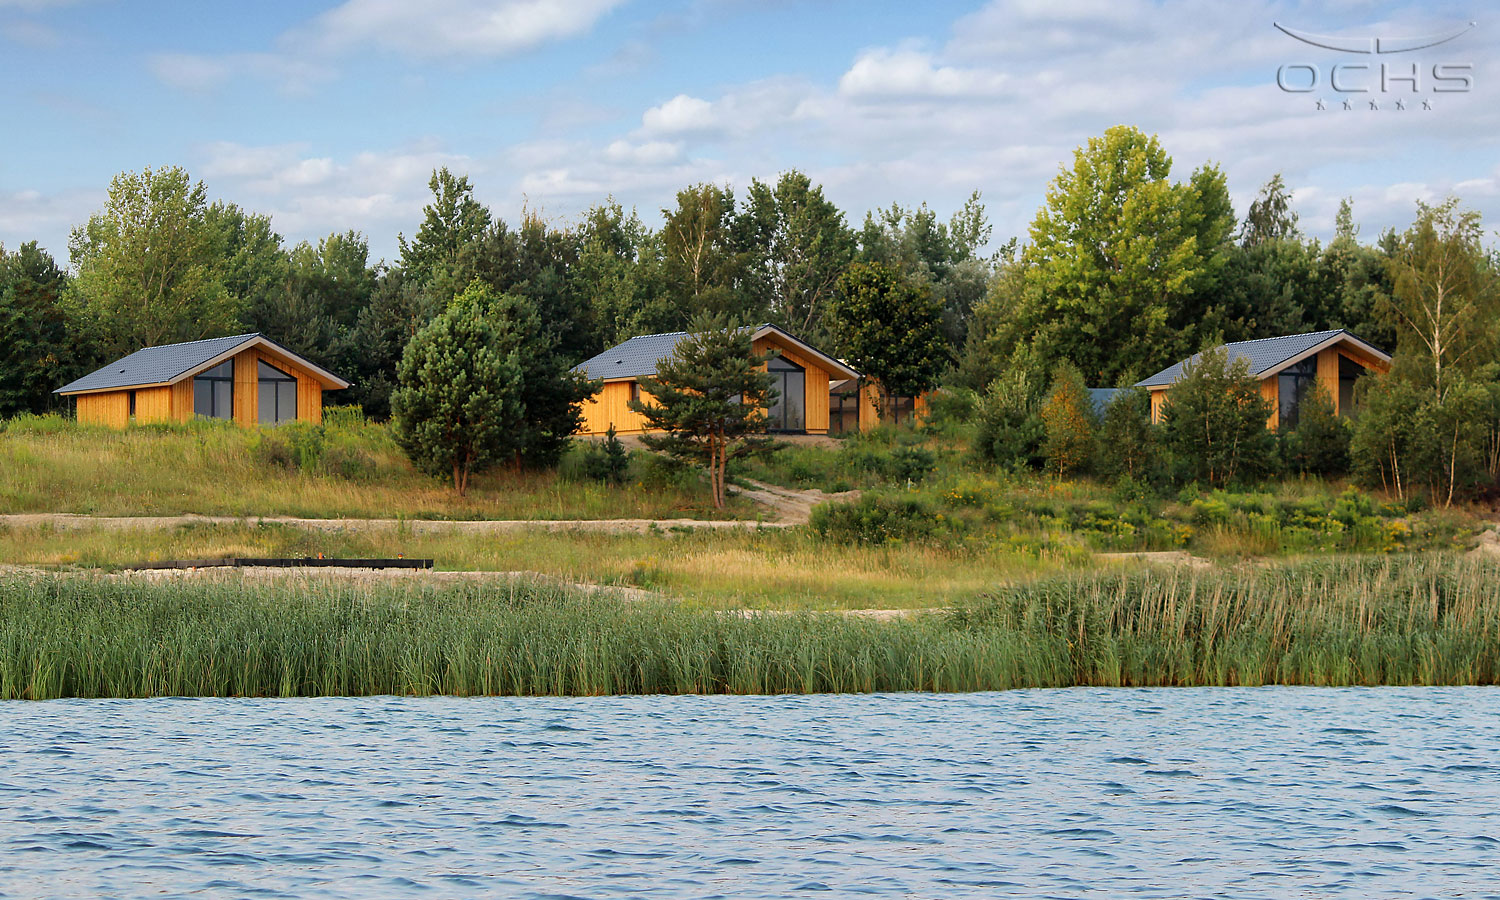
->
[784,371,804,431]
[194,380,213,417]
[279,381,297,424]
[259,382,276,424]
[214,381,232,419]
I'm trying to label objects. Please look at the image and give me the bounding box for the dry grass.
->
[0,522,1084,610]
[0,416,752,521]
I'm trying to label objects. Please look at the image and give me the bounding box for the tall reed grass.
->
[3,555,1497,699]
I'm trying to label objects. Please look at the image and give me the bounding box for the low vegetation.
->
[0,413,751,521]
[4,555,1498,699]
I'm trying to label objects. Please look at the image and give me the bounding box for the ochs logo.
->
[1275,20,1476,108]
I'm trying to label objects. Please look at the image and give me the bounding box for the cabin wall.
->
[170,381,194,422]
[1260,378,1280,430]
[133,386,173,424]
[577,380,651,435]
[753,335,830,433]
[76,391,129,428]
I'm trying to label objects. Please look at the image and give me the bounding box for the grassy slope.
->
[0,416,752,521]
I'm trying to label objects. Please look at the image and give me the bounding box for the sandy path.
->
[0,512,795,535]
[0,480,849,534]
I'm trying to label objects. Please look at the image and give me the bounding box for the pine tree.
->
[1039,361,1095,478]
[629,315,776,508]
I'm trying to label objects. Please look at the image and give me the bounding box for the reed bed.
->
[2,555,1498,699]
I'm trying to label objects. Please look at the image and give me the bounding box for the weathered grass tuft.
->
[2,555,1497,699]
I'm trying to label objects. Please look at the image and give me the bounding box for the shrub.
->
[809,494,951,545]
[1282,384,1350,477]
[253,424,329,472]
[974,369,1045,470]
[578,426,630,485]
[1095,387,1155,481]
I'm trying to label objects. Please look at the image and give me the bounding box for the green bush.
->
[577,426,630,485]
[810,493,954,545]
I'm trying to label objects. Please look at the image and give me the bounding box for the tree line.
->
[2,124,1496,503]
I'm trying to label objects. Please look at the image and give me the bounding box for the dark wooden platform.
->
[129,558,434,570]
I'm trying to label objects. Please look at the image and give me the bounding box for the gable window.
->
[766,354,805,432]
[258,361,298,425]
[630,381,641,406]
[193,360,234,420]
[1277,357,1318,428]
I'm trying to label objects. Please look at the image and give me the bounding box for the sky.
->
[0,0,1496,266]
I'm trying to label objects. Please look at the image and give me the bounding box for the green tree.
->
[69,166,240,355]
[1001,126,1215,384]
[0,242,78,417]
[575,200,675,347]
[1160,346,1276,486]
[1039,361,1095,478]
[973,349,1047,470]
[831,261,950,419]
[629,315,776,508]
[340,269,441,419]
[857,192,995,348]
[398,167,491,290]
[660,183,765,323]
[1382,198,1498,398]
[1095,385,1155,481]
[1281,383,1350,477]
[1240,173,1299,247]
[743,170,856,341]
[391,283,522,495]
[452,284,597,468]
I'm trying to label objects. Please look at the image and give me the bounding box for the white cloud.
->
[839,48,1008,99]
[148,52,332,95]
[604,139,684,165]
[298,0,624,59]
[641,95,717,134]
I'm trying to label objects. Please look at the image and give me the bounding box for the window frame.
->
[192,360,235,421]
[257,360,299,426]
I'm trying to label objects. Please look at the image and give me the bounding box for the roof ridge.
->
[1224,328,1341,347]
[135,332,261,352]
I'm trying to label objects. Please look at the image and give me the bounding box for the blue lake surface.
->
[1,688,1498,898]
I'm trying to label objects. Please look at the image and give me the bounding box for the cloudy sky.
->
[0,0,1495,265]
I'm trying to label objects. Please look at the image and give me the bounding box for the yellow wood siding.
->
[297,374,323,425]
[171,380,194,422]
[859,382,881,430]
[1316,346,1340,415]
[577,380,651,435]
[233,352,257,427]
[1260,377,1280,430]
[76,391,129,428]
[133,386,173,424]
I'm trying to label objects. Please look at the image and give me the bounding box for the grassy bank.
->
[4,556,1498,699]
[0,522,1075,610]
[0,414,750,520]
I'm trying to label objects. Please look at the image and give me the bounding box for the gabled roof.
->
[1136,329,1390,389]
[56,333,350,395]
[572,324,861,382]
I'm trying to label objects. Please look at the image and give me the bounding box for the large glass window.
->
[1278,358,1318,428]
[258,361,298,425]
[1339,355,1368,418]
[193,360,234,420]
[766,355,805,432]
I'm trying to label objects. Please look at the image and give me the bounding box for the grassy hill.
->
[0,412,752,521]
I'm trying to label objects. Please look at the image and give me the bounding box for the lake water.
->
[2,688,1498,898]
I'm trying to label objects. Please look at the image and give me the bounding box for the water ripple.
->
[1,687,1499,898]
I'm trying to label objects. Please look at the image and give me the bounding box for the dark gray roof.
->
[572,331,691,380]
[56,333,259,394]
[572,325,860,381]
[1136,330,1383,389]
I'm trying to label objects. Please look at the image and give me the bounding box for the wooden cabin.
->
[1137,329,1391,428]
[55,333,349,429]
[573,324,876,436]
